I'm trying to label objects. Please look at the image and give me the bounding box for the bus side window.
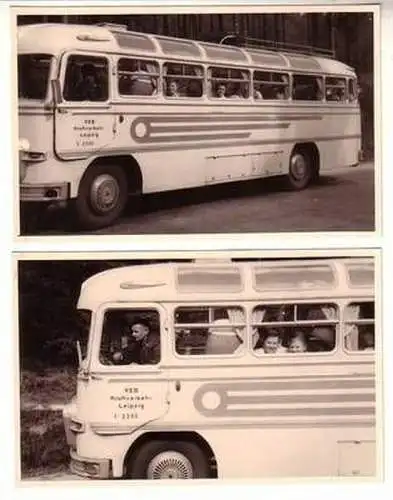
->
[254,71,289,100]
[163,62,204,98]
[326,77,347,102]
[292,74,323,101]
[63,55,109,102]
[344,302,375,352]
[208,66,250,99]
[252,303,338,355]
[118,58,158,97]
[99,309,161,365]
[174,306,245,356]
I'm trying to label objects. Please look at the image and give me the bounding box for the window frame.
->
[292,72,324,102]
[61,52,111,104]
[325,76,348,103]
[207,65,251,100]
[343,300,375,355]
[251,302,340,357]
[92,303,164,370]
[18,53,53,102]
[173,303,247,358]
[117,56,160,98]
[162,61,205,99]
[252,69,290,101]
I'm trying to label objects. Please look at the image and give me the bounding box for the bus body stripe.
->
[227,393,375,405]
[151,123,290,133]
[90,418,375,435]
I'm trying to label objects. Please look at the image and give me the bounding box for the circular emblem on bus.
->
[193,384,227,416]
[130,118,151,142]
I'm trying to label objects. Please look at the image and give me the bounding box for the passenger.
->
[288,331,308,353]
[359,328,374,351]
[74,63,102,101]
[112,316,160,365]
[253,86,263,99]
[254,329,286,354]
[205,318,243,355]
[216,83,227,99]
[309,326,335,352]
[275,86,286,100]
[166,79,180,97]
[130,64,157,96]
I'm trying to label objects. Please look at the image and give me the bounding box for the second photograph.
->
[16,251,380,482]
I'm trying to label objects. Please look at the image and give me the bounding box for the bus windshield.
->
[18,53,52,100]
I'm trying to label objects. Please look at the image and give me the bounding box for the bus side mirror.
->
[51,78,63,106]
[76,340,83,367]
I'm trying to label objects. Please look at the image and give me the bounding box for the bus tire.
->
[287,149,313,190]
[74,164,128,230]
[127,440,210,480]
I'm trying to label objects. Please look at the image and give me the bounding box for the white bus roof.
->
[17,23,356,77]
[77,258,374,310]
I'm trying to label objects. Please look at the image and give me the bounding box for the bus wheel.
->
[128,440,210,480]
[287,150,313,190]
[75,164,128,229]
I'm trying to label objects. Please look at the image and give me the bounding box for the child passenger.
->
[254,329,287,354]
[288,331,308,353]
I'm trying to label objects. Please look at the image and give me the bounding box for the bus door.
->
[53,52,116,160]
[86,302,171,429]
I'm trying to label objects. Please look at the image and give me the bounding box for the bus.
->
[18,23,361,230]
[63,257,376,480]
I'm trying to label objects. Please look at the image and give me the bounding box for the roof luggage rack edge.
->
[219,33,336,59]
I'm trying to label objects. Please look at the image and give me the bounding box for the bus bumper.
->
[20,182,70,202]
[70,449,112,479]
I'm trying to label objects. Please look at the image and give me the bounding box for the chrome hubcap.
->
[147,451,193,479]
[290,154,307,180]
[90,174,120,213]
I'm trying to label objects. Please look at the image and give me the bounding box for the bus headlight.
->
[70,418,85,433]
[19,151,47,162]
[19,138,30,152]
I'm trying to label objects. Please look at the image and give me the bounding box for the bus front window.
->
[18,54,52,100]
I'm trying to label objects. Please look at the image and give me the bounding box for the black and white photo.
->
[16,5,377,235]
[16,252,379,482]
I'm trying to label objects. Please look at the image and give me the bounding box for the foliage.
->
[20,368,76,406]
[20,409,69,475]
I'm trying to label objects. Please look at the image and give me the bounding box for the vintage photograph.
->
[17,252,378,482]
[16,5,377,236]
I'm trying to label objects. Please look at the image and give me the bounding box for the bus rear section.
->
[63,258,377,480]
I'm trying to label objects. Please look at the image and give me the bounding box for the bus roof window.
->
[346,263,374,288]
[201,43,247,62]
[248,49,287,68]
[177,266,243,292]
[156,36,201,58]
[113,31,156,52]
[286,54,321,71]
[253,264,336,291]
